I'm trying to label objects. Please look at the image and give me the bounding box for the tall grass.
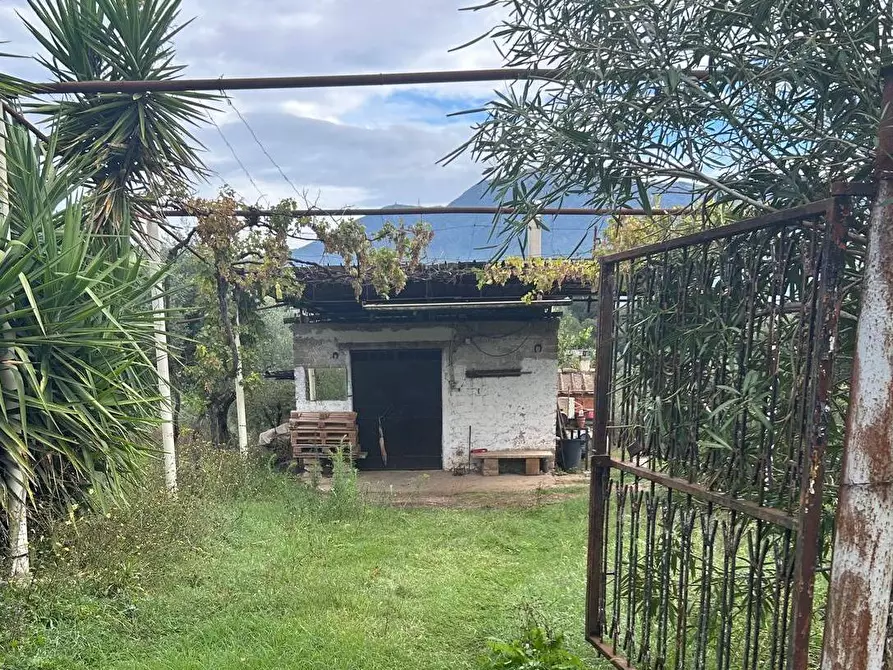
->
[0,446,597,670]
[1,440,292,657]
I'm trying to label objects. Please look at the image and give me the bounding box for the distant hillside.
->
[292,181,695,264]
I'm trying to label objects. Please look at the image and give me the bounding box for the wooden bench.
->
[472,450,555,476]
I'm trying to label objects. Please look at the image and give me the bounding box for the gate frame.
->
[584,190,863,670]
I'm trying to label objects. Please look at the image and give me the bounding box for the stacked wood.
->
[289,410,363,463]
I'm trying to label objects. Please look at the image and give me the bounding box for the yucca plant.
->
[10,0,218,495]
[0,124,163,582]
[22,0,212,234]
[0,0,216,583]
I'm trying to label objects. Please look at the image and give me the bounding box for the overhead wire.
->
[216,93,607,263]
[225,94,305,200]
[206,108,268,205]
[221,93,335,247]
[221,94,384,262]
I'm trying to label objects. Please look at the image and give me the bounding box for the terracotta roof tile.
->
[558,370,594,395]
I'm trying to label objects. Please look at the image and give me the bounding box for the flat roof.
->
[288,263,593,323]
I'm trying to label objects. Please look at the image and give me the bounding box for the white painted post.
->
[234,306,249,457]
[307,367,317,402]
[821,66,893,670]
[527,216,542,258]
[146,219,177,492]
[0,108,30,584]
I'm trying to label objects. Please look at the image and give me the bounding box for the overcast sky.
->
[1,0,509,208]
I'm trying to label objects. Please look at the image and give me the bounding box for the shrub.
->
[480,626,587,670]
[0,127,164,568]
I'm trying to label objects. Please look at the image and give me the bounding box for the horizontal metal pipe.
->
[362,298,572,311]
[25,67,712,95]
[601,456,799,530]
[587,636,638,670]
[830,180,876,197]
[164,205,686,218]
[28,68,561,94]
[599,199,831,263]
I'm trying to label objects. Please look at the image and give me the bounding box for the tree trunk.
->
[6,470,29,585]
[208,391,235,447]
[1,108,30,584]
[211,270,246,453]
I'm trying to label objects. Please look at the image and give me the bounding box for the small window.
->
[306,367,348,401]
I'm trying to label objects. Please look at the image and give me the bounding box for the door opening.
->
[350,349,442,470]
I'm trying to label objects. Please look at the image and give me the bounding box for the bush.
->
[1,127,166,569]
[25,440,251,596]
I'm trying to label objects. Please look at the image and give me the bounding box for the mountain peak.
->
[292,181,695,264]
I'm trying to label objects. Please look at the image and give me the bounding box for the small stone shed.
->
[558,369,595,414]
[287,264,589,471]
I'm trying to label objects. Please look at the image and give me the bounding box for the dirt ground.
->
[309,469,590,508]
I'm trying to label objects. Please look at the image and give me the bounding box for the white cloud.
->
[2,0,509,207]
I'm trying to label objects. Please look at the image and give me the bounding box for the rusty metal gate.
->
[586,190,867,670]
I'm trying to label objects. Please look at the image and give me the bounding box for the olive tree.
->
[455,0,891,240]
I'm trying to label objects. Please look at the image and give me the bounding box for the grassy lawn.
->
[1,460,602,669]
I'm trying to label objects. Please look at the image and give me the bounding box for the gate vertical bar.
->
[586,260,616,639]
[821,66,893,670]
[788,192,851,670]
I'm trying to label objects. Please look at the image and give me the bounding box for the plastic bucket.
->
[558,438,586,470]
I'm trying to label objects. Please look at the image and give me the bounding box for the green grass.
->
[1,457,602,669]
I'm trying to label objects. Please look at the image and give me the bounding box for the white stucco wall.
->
[292,319,558,470]
[294,356,353,413]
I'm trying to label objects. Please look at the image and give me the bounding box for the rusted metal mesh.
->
[588,201,867,670]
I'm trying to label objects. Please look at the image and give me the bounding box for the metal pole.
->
[162,205,686,219]
[821,66,893,670]
[28,68,561,94]
[0,102,48,143]
[788,192,851,669]
[147,219,178,492]
[586,260,615,640]
[23,67,713,96]
[527,217,542,258]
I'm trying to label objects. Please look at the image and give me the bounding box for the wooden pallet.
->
[293,445,367,460]
[290,431,357,444]
[290,411,361,462]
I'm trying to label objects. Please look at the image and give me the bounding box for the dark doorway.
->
[351,349,442,470]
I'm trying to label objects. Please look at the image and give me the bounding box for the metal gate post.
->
[821,66,893,670]
[586,260,615,640]
[788,191,851,669]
